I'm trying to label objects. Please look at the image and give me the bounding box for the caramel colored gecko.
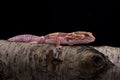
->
[8,31,95,48]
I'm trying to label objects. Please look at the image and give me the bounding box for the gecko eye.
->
[77,34,85,40]
[84,34,90,37]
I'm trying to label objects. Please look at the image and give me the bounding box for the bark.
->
[0,40,120,80]
[94,46,120,67]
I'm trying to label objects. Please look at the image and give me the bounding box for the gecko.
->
[8,31,95,48]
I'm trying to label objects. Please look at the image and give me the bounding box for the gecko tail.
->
[8,34,46,43]
[8,34,38,42]
[8,37,15,41]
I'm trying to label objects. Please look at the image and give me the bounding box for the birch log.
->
[95,46,120,67]
[0,40,120,80]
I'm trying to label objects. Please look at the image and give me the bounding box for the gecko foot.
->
[56,45,62,49]
[30,42,38,44]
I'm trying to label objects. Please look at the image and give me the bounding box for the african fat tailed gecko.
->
[8,31,95,48]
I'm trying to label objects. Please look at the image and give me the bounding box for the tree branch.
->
[0,40,120,80]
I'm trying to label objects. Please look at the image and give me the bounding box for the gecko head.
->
[66,31,95,44]
[80,32,95,43]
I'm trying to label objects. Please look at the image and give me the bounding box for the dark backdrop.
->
[1,1,119,47]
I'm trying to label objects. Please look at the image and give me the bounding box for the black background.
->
[1,1,119,47]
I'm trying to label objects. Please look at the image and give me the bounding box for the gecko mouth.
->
[67,38,95,45]
[79,39,95,44]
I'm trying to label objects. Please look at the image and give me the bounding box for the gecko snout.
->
[86,33,95,41]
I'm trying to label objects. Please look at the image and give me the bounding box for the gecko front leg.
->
[56,37,64,49]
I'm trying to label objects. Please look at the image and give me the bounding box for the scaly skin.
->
[8,31,95,48]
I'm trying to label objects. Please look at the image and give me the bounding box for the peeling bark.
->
[0,40,120,80]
